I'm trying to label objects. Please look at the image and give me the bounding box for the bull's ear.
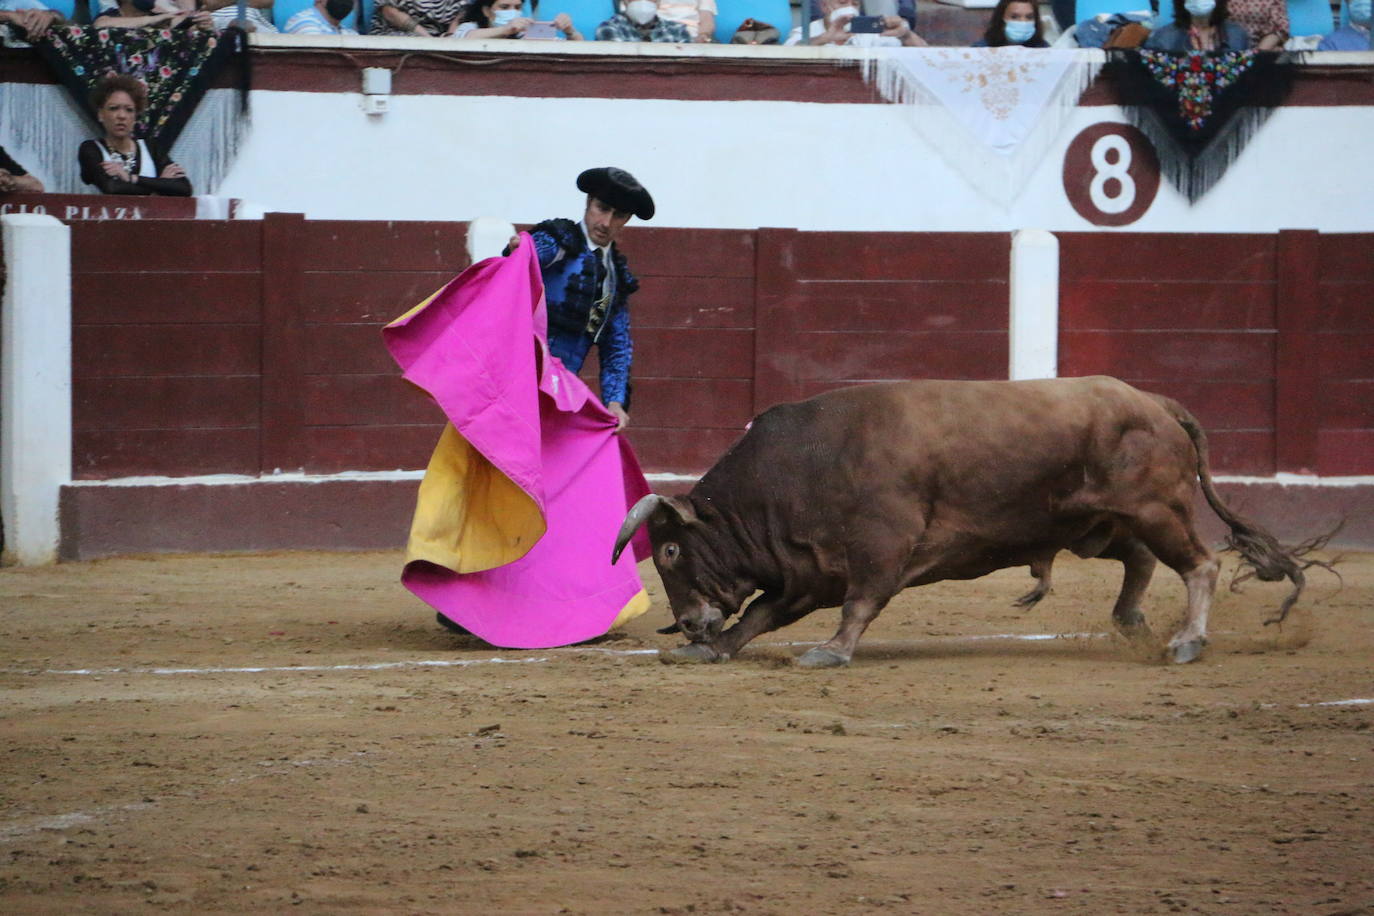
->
[660,496,698,527]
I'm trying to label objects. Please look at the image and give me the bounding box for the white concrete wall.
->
[217,90,1374,231]
[1,214,73,566]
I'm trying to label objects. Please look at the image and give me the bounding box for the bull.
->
[611,376,1307,667]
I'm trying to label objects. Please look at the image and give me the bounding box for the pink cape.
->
[382,234,652,649]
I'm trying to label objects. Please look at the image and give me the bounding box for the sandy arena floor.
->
[1,549,1371,915]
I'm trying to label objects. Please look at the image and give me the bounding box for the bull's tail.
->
[1153,394,1307,625]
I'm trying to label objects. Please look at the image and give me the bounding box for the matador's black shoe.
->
[435,612,472,636]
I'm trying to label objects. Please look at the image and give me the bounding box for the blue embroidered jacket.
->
[529,218,639,409]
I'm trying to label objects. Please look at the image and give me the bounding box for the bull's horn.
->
[611,494,665,564]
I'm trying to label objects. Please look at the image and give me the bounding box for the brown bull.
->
[612,376,1306,667]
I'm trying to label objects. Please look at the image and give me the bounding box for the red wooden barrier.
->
[63,221,1373,481]
[1315,232,1374,475]
[1058,232,1279,475]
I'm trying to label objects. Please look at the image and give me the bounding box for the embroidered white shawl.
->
[860,48,1105,206]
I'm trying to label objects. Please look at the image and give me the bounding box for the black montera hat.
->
[576,167,655,221]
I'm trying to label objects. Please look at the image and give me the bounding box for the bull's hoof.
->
[797,647,850,669]
[1114,617,1155,643]
[659,643,723,665]
[1168,638,1206,665]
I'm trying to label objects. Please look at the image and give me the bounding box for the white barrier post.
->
[1009,228,1060,381]
[466,217,517,263]
[1,213,72,565]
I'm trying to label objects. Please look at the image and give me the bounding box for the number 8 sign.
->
[1062,122,1161,227]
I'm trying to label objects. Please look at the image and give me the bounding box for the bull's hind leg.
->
[798,594,891,668]
[1127,504,1219,664]
[1013,556,1053,608]
[1099,535,1157,641]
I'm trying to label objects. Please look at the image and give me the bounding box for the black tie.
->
[594,251,607,299]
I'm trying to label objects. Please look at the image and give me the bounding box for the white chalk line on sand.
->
[12,656,551,677]
[4,633,1104,678]
[6,633,1372,711]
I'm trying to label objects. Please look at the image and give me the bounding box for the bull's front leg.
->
[798,594,890,668]
[661,593,790,665]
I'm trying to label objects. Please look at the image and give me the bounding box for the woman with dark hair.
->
[974,0,1047,46]
[78,74,192,197]
[1144,0,1252,49]
[452,0,582,38]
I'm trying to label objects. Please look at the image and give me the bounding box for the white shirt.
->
[284,5,358,33]
[579,219,614,300]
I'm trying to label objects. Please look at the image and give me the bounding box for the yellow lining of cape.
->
[405,423,547,575]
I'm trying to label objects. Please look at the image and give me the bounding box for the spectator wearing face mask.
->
[0,146,45,194]
[786,0,927,45]
[0,0,63,41]
[974,0,1047,45]
[452,0,582,38]
[93,0,213,30]
[1143,0,1251,49]
[1318,0,1371,48]
[284,0,358,32]
[596,0,691,41]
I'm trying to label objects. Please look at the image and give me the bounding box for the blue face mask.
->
[1003,18,1036,41]
[1184,0,1216,17]
[1350,0,1371,23]
[492,7,521,24]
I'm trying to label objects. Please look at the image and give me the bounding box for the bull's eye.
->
[663,543,679,561]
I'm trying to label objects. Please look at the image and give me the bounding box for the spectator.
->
[1228,0,1287,48]
[1143,0,1251,48]
[656,0,714,41]
[786,0,927,45]
[78,74,192,196]
[202,0,279,32]
[0,146,44,193]
[94,0,213,30]
[1318,0,1370,48]
[370,0,463,35]
[0,0,62,41]
[453,0,582,38]
[974,0,1048,45]
[284,0,358,33]
[596,0,691,41]
[807,0,917,30]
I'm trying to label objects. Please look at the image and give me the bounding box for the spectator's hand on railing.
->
[695,8,714,41]
[0,170,16,193]
[161,163,187,179]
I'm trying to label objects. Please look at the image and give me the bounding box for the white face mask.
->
[1183,0,1215,18]
[492,7,521,24]
[625,0,656,23]
[827,4,859,23]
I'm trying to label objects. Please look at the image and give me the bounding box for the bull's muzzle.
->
[677,606,724,643]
